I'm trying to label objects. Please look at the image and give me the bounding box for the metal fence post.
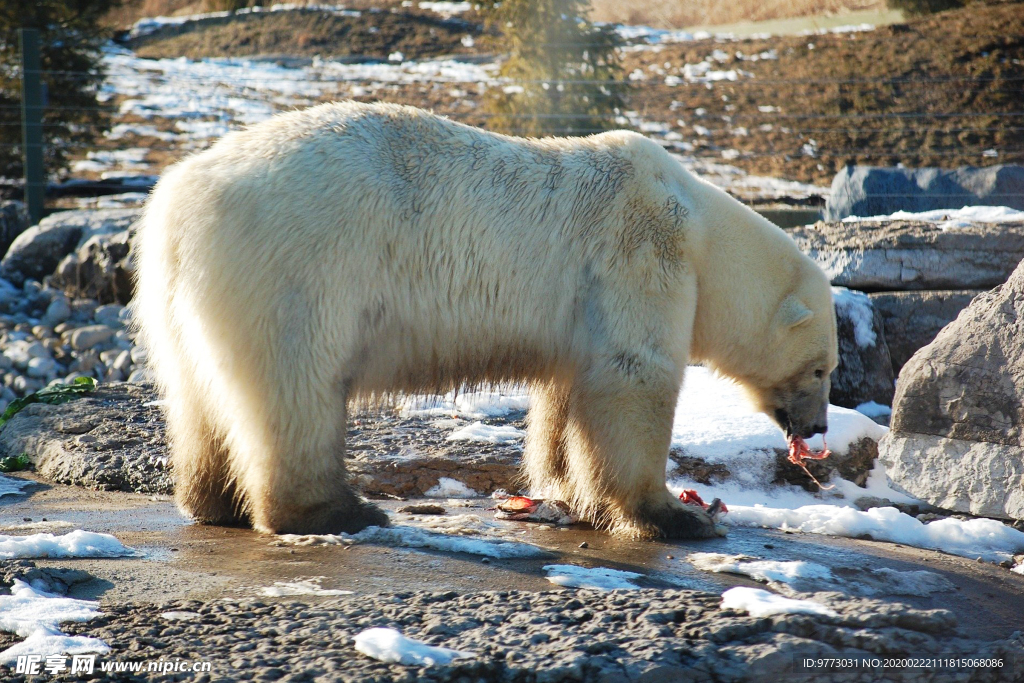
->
[20,28,44,226]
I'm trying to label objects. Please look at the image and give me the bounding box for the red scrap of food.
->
[495,496,540,514]
[679,489,728,514]
[786,435,835,490]
[787,436,831,465]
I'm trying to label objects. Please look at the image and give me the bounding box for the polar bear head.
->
[741,264,838,440]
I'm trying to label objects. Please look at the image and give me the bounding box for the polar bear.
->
[132,101,837,539]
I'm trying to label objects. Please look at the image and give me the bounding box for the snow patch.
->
[160,611,202,621]
[690,553,831,585]
[0,581,109,666]
[354,627,473,666]
[424,477,479,498]
[446,422,525,445]
[727,505,1024,564]
[843,206,1024,230]
[260,579,354,597]
[720,586,837,618]
[855,401,891,419]
[279,524,547,558]
[0,530,135,560]
[832,287,876,348]
[0,473,31,499]
[543,564,643,591]
[400,389,529,419]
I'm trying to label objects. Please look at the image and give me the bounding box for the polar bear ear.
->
[777,295,814,328]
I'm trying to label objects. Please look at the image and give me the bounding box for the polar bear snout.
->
[773,386,829,439]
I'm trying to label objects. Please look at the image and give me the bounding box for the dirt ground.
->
[115,1,1024,187]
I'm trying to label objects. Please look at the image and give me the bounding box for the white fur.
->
[132,102,836,538]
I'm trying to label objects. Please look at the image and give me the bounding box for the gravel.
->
[2,575,1020,683]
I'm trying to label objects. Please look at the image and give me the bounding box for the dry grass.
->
[589,0,886,28]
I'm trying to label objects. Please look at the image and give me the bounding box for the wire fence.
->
[7,32,1024,222]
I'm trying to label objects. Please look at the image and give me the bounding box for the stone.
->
[26,357,57,379]
[41,297,72,328]
[824,164,1024,221]
[50,229,135,305]
[879,261,1024,520]
[94,304,126,328]
[869,290,983,375]
[0,209,137,286]
[0,200,29,256]
[68,324,115,350]
[790,219,1024,291]
[830,287,895,408]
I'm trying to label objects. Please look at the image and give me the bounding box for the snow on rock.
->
[0,580,109,666]
[832,287,876,348]
[0,530,135,560]
[424,477,480,498]
[446,422,525,445]
[260,580,354,597]
[543,564,644,591]
[726,504,1024,564]
[842,206,1024,230]
[354,627,474,666]
[720,586,837,618]
[0,473,31,499]
[418,1,473,15]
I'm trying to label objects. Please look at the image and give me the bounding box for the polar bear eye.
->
[814,369,825,379]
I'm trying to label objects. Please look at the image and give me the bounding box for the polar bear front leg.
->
[558,359,723,540]
[523,378,572,500]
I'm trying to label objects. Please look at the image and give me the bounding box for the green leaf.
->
[0,454,30,472]
[0,376,98,432]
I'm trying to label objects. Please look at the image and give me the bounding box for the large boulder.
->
[879,264,1024,520]
[824,165,1024,221]
[0,200,29,257]
[0,209,138,287]
[831,287,895,408]
[791,219,1024,291]
[50,228,135,305]
[869,290,982,375]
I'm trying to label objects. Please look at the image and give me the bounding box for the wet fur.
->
[132,101,835,538]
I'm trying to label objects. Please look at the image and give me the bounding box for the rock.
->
[791,219,1024,291]
[26,356,57,378]
[0,200,29,256]
[41,297,72,328]
[50,228,135,305]
[880,262,1024,520]
[869,290,983,375]
[824,165,1024,221]
[0,382,172,494]
[68,324,115,350]
[831,287,895,408]
[94,303,125,328]
[0,209,137,286]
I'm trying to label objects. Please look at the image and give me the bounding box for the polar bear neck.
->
[686,182,812,381]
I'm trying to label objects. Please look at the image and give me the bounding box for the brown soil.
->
[619,0,1024,183]
[127,7,484,62]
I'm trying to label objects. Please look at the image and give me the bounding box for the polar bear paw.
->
[257,499,390,536]
[619,497,727,540]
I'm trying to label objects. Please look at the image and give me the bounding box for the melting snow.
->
[690,552,955,597]
[543,564,643,591]
[160,611,202,621]
[0,530,135,560]
[0,473,31,499]
[0,581,110,666]
[260,579,354,597]
[726,505,1024,564]
[424,477,480,498]
[278,523,547,558]
[720,586,837,618]
[354,627,473,666]
[446,422,525,444]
